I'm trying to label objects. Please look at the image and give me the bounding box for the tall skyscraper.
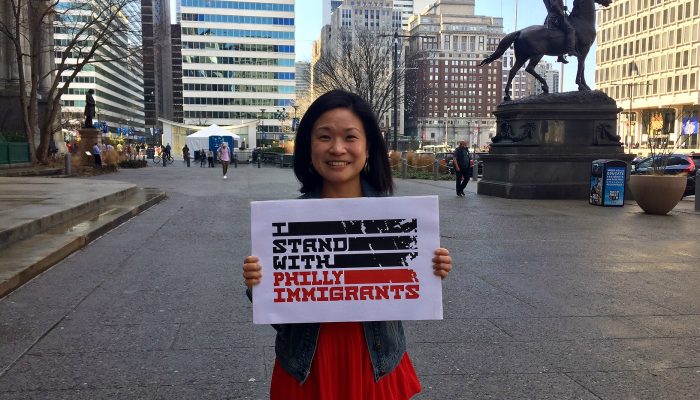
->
[55,0,145,136]
[142,0,177,136]
[596,0,699,149]
[178,0,296,146]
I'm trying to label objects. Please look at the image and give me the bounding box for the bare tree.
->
[313,28,405,123]
[0,0,141,164]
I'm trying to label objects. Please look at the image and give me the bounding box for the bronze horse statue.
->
[480,0,612,101]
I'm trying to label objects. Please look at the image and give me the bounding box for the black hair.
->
[293,89,393,195]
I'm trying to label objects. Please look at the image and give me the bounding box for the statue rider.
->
[84,89,96,128]
[544,0,580,64]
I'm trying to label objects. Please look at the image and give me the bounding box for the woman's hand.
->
[243,256,262,288]
[432,248,452,279]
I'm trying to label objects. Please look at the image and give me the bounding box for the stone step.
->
[0,188,166,298]
[0,178,136,248]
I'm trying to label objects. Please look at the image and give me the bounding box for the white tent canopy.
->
[185,124,241,151]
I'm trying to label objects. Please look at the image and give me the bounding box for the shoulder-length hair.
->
[293,89,393,195]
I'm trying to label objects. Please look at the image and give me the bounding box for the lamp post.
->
[444,107,450,146]
[291,104,299,135]
[259,108,266,147]
[275,108,289,145]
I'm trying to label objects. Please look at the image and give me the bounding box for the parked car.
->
[630,153,697,197]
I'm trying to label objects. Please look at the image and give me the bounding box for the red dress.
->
[270,322,421,400]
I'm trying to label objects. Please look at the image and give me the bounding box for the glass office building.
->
[179,0,296,145]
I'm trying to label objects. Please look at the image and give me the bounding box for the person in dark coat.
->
[183,144,191,167]
[453,140,470,197]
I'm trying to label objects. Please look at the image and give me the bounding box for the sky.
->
[169,0,601,92]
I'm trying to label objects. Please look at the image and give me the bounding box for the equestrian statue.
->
[480,0,612,101]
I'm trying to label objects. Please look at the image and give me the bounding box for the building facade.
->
[313,0,401,142]
[56,0,145,138]
[596,0,699,150]
[501,49,560,98]
[178,0,296,147]
[295,61,311,101]
[142,0,177,141]
[405,0,504,150]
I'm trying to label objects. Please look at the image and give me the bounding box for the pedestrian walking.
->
[453,140,470,197]
[207,149,214,168]
[183,144,191,167]
[218,142,230,179]
[199,149,206,167]
[161,145,167,167]
[241,89,452,399]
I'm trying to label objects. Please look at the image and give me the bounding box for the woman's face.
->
[310,108,368,197]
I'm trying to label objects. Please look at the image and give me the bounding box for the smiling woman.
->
[241,89,453,399]
[293,90,393,197]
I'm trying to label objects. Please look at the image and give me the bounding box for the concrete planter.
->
[629,174,686,215]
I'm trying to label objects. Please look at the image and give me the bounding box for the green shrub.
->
[264,146,287,154]
[391,169,453,181]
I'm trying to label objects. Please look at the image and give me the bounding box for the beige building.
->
[596,0,700,150]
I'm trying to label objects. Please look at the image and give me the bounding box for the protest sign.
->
[251,196,442,324]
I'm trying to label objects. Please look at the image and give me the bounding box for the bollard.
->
[234,155,238,168]
[257,157,261,168]
[472,160,479,181]
[696,170,699,212]
[401,159,407,179]
[433,159,439,181]
[64,153,71,176]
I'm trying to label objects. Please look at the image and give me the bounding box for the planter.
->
[629,174,686,215]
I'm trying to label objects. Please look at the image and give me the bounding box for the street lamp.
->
[291,104,299,134]
[259,108,266,147]
[444,107,451,146]
[275,108,289,144]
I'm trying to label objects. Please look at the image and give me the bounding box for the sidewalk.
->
[0,164,698,399]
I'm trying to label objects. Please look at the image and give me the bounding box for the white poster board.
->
[251,196,442,324]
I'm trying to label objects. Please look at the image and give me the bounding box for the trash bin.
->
[590,159,626,206]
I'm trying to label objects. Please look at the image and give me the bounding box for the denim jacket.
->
[247,179,407,383]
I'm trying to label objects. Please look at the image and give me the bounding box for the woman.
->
[242,89,452,399]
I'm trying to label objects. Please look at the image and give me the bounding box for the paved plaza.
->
[0,161,698,399]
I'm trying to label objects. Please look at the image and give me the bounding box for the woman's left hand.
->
[432,248,452,279]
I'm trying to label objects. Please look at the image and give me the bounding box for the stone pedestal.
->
[477,91,635,199]
[78,128,101,166]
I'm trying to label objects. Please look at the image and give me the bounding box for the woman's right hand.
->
[243,256,262,288]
